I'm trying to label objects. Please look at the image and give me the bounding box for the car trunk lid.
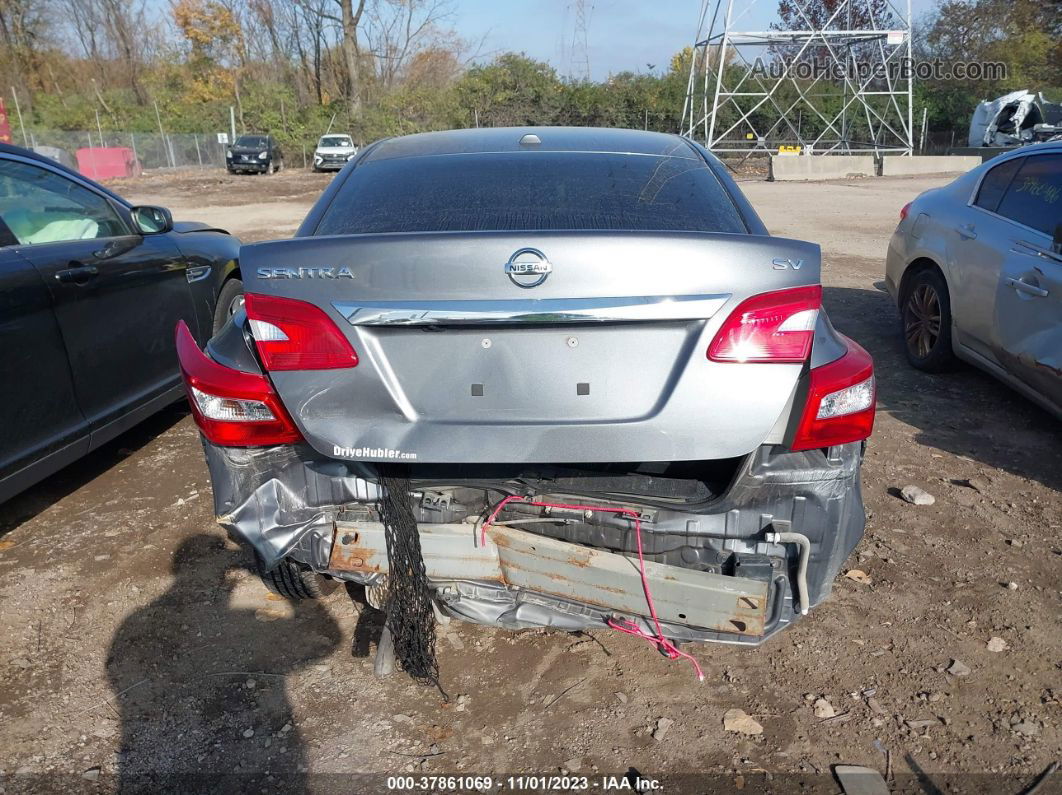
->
[241,231,820,463]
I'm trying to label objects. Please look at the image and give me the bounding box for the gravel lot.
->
[1,168,1059,793]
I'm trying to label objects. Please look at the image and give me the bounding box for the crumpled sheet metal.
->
[203,441,382,569]
[967,90,1062,147]
[437,581,781,645]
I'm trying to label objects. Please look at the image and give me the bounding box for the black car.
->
[226,134,284,175]
[0,142,245,503]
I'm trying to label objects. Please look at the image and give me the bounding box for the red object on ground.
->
[75,147,142,180]
[0,99,12,144]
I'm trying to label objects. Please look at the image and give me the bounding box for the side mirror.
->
[132,205,173,235]
[1053,222,1062,255]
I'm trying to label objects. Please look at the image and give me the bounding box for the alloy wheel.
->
[904,283,941,359]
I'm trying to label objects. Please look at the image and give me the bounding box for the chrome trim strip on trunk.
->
[333,294,730,326]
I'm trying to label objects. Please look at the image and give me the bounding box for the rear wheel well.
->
[898,258,946,309]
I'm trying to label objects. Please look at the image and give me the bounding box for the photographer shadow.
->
[106,534,341,792]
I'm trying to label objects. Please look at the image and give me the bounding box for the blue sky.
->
[454,0,938,80]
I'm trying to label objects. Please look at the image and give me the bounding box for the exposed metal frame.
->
[681,0,914,157]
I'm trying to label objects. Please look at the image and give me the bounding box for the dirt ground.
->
[1,167,1059,793]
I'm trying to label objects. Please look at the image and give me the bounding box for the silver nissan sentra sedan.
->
[885,142,1061,418]
[177,127,877,677]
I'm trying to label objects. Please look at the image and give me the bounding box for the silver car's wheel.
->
[902,268,955,372]
[905,284,940,358]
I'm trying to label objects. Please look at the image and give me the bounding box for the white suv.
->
[312,134,358,172]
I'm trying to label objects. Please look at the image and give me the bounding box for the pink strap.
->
[481,495,704,681]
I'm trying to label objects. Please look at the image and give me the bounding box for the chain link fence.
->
[18,129,230,171]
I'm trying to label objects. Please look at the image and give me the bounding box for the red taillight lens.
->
[708,285,822,363]
[243,293,358,371]
[176,320,302,446]
[790,334,875,451]
[900,201,911,221]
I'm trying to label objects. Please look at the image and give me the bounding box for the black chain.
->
[378,467,445,696]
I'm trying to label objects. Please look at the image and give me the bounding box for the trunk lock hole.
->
[577,382,590,395]
[341,533,360,545]
[471,384,484,397]
[731,620,747,632]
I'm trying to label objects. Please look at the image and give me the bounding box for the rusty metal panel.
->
[329,522,502,580]
[330,521,769,635]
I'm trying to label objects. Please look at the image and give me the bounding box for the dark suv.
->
[226,135,284,175]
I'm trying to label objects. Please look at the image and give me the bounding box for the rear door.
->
[242,149,821,464]
[0,155,196,437]
[948,155,1024,358]
[989,152,1062,410]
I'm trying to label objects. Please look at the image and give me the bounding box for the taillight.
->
[175,320,302,446]
[708,285,821,363]
[243,293,358,371]
[790,335,875,451]
[900,201,911,221]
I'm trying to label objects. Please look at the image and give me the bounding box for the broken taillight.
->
[790,335,875,451]
[900,201,912,221]
[175,320,302,446]
[243,292,358,371]
[707,285,822,363]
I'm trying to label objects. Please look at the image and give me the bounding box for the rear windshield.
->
[315,152,747,235]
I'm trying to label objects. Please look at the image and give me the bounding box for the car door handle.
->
[1005,277,1049,297]
[955,224,977,240]
[55,263,99,284]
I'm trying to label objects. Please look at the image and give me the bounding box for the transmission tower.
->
[680,0,913,156]
[569,0,592,82]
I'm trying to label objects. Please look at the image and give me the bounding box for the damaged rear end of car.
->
[178,128,875,658]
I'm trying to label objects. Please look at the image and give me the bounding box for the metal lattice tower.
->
[681,0,913,156]
[569,0,593,82]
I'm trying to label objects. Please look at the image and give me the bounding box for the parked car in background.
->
[886,141,1061,418]
[179,127,877,663]
[312,134,358,172]
[0,142,244,503]
[226,134,284,175]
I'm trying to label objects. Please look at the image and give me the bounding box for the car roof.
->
[361,126,699,164]
[0,141,130,206]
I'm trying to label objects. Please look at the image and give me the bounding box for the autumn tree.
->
[173,0,244,111]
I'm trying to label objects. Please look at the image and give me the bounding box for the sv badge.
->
[772,258,805,270]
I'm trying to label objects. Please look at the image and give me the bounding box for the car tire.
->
[902,268,956,372]
[212,278,244,334]
[258,557,339,600]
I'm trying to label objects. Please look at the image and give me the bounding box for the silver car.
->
[178,128,876,675]
[885,142,1061,418]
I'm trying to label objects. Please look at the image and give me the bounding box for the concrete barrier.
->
[880,155,982,176]
[768,155,876,181]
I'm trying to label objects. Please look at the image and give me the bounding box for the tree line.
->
[0,0,1057,153]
